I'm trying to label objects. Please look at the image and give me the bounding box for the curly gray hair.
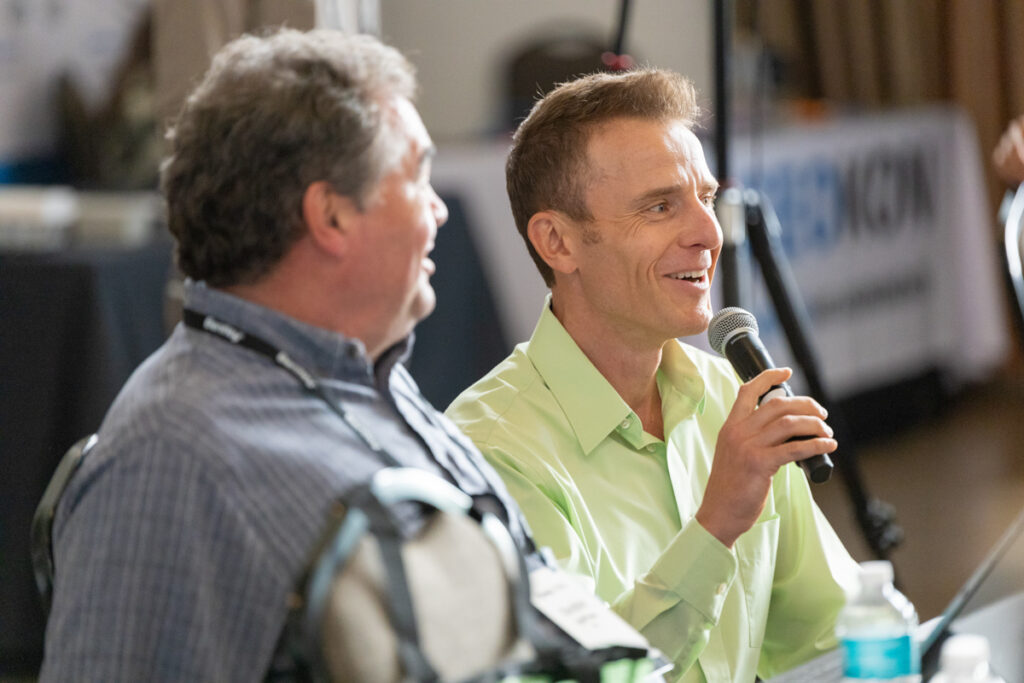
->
[161,28,416,286]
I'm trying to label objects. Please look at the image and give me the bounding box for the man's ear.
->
[302,181,358,257]
[527,210,580,277]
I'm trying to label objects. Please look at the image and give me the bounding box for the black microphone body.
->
[709,307,834,484]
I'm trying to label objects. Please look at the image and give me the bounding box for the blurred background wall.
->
[377,0,712,141]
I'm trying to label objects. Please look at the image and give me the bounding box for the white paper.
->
[529,565,650,652]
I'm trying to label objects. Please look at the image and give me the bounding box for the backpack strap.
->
[272,468,653,683]
[358,494,439,682]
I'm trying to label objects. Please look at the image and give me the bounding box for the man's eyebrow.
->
[698,175,720,194]
[630,185,680,208]
[629,176,721,208]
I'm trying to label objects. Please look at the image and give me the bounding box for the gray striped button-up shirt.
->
[41,281,530,682]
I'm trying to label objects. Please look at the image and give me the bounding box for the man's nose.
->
[681,199,722,249]
[431,186,449,227]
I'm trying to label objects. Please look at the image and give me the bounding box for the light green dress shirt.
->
[446,301,860,683]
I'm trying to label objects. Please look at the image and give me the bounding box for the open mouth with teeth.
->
[666,269,707,282]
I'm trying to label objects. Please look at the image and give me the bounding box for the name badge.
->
[528,565,651,651]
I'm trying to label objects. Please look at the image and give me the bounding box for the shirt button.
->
[619,417,631,429]
[645,444,657,453]
[715,583,727,596]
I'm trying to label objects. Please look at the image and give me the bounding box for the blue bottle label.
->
[841,634,920,678]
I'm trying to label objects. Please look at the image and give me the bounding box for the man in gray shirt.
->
[40,29,532,681]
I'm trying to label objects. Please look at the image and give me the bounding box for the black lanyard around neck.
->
[182,308,402,468]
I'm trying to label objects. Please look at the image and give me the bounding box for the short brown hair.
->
[162,29,415,287]
[506,68,700,285]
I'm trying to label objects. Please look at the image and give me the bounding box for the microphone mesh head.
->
[708,307,759,355]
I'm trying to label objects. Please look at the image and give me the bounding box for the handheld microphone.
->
[707,307,834,484]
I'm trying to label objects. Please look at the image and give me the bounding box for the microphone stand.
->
[710,0,901,563]
[741,190,904,561]
[713,0,743,309]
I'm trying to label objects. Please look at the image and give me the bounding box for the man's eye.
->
[649,202,669,213]
[419,160,433,185]
[702,194,717,209]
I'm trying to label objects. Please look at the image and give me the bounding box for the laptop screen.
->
[920,504,1024,678]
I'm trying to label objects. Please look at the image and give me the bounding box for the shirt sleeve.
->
[40,433,288,683]
[479,441,739,678]
[756,462,861,678]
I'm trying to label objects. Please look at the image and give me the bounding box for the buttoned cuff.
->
[648,518,738,626]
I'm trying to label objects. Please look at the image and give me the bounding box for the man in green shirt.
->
[446,69,860,682]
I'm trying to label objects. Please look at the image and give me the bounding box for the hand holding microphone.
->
[708,307,835,484]
[695,307,837,547]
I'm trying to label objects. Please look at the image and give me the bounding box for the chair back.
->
[31,433,98,616]
[1002,185,1024,335]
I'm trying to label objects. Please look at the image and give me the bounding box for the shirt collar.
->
[525,296,708,455]
[658,338,709,417]
[183,280,413,384]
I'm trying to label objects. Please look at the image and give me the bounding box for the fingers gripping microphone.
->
[708,307,834,484]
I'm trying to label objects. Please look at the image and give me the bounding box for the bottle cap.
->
[940,634,991,677]
[859,560,894,586]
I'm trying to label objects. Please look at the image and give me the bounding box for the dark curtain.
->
[739,0,1024,217]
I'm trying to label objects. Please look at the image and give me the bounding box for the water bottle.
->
[928,634,1005,683]
[836,560,921,682]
